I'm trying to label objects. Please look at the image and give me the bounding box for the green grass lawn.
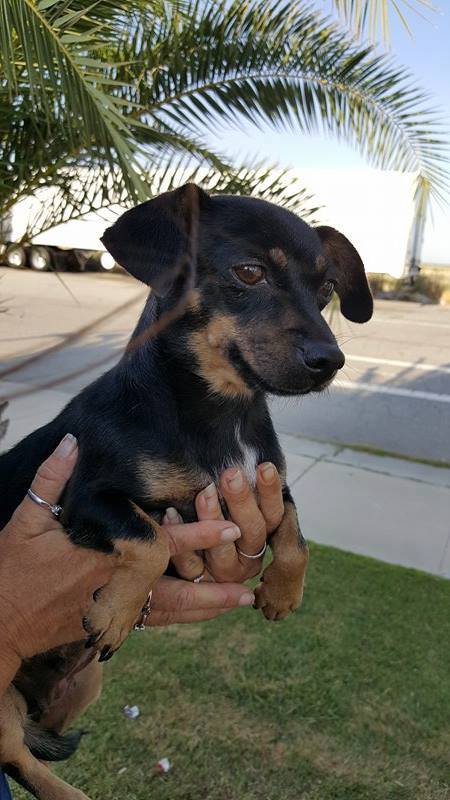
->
[16,545,450,800]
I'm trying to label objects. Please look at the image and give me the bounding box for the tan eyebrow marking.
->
[269,247,288,268]
[316,255,327,274]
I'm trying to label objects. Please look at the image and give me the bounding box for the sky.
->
[205,2,450,264]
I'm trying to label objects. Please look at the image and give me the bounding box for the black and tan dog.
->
[0,184,373,799]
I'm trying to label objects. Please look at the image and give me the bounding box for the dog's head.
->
[102,183,373,398]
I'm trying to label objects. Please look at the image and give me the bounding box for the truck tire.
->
[28,245,52,271]
[5,243,27,268]
[98,251,117,272]
[86,251,117,272]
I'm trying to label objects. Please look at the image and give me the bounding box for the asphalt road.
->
[271,300,450,463]
[1,269,449,463]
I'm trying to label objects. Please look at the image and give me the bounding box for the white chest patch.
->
[233,424,259,486]
[211,424,259,487]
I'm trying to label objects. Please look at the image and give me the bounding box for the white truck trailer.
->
[0,169,423,277]
[0,192,123,272]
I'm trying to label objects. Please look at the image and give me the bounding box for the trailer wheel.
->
[5,243,27,268]
[85,251,117,273]
[29,245,52,271]
[97,251,117,272]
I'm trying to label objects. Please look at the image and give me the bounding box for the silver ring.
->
[27,488,62,518]
[134,590,153,632]
[192,570,206,584]
[236,542,267,560]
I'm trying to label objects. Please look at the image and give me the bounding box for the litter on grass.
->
[123,704,140,719]
[154,758,172,775]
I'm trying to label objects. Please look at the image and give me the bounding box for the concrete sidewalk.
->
[282,433,450,578]
[2,379,449,578]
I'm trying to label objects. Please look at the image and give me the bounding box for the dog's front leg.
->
[65,492,170,660]
[254,489,308,621]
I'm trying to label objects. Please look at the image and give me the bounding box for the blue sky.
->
[206,3,450,264]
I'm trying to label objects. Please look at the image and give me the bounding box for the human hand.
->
[148,516,255,626]
[160,463,284,588]
[0,435,115,674]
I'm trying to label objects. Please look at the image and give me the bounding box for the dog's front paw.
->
[83,585,150,662]
[83,533,169,661]
[254,563,304,621]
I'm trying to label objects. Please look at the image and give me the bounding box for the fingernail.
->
[166,507,181,523]
[239,592,255,606]
[220,526,240,542]
[260,462,275,484]
[203,482,218,512]
[55,433,77,458]
[227,469,243,492]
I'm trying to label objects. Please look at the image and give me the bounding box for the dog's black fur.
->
[0,185,371,534]
[0,184,372,798]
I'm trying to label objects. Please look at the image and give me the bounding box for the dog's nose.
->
[302,342,345,373]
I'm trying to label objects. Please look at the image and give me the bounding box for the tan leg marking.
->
[0,687,89,800]
[40,659,103,734]
[254,501,309,621]
[84,515,169,659]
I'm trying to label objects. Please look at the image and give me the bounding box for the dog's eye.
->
[233,264,266,286]
[319,279,336,301]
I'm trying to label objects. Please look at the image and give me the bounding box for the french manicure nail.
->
[239,592,255,606]
[220,526,240,542]
[166,507,181,523]
[228,469,243,492]
[203,482,218,511]
[260,462,275,484]
[55,433,77,458]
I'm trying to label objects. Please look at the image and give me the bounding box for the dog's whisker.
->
[339,364,360,379]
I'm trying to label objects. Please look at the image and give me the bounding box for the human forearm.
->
[0,645,20,698]
[0,435,114,672]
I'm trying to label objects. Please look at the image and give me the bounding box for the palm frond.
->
[0,0,148,203]
[0,0,447,241]
[331,0,436,42]
[128,0,447,205]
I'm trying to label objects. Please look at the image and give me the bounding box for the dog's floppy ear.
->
[315,226,373,323]
[101,183,208,296]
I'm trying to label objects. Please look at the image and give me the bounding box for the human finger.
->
[196,482,241,580]
[255,463,284,533]
[164,506,208,581]
[12,434,78,536]
[162,510,240,556]
[150,576,255,613]
[219,467,266,564]
[149,608,232,626]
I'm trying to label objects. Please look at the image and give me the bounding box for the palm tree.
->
[0,0,447,237]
